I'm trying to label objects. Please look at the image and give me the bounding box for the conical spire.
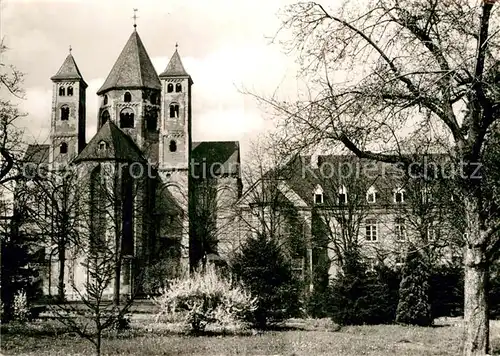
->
[51,53,87,87]
[159,48,191,78]
[97,31,161,95]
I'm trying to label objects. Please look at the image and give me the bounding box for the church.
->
[22,25,242,299]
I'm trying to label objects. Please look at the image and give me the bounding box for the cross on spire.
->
[175,42,178,49]
[132,8,139,29]
[69,45,72,53]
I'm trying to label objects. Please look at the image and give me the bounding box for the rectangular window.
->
[314,194,323,204]
[367,192,376,203]
[395,218,406,241]
[365,219,378,241]
[338,193,347,204]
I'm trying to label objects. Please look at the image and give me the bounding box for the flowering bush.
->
[12,290,29,322]
[152,265,257,332]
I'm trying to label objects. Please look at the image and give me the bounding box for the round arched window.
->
[103,95,108,105]
[120,108,135,128]
[101,110,110,126]
[124,92,132,103]
[169,140,177,152]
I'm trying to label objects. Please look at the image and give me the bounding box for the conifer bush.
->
[328,249,397,325]
[396,248,432,326]
[152,265,256,333]
[231,234,302,328]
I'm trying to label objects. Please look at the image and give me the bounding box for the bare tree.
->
[249,1,500,354]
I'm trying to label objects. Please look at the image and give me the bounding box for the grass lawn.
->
[1,318,499,356]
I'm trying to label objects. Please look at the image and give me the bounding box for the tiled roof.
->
[74,120,146,163]
[97,30,161,94]
[191,141,240,178]
[51,54,87,87]
[159,49,191,78]
[23,144,50,164]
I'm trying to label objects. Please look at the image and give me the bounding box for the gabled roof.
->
[191,141,240,178]
[73,120,146,163]
[23,144,50,164]
[51,54,87,87]
[159,49,191,80]
[97,30,161,95]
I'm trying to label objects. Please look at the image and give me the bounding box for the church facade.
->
[21,28,241,299]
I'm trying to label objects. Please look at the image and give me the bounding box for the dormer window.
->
[366,186,377,203]
[338,185,347,204]
[67,86,73,96]
[60,105,70,121]
[59,87,65,96]
[394,188,406,203]
[124,92,132,103]
[103,95,108,105]
[98,141,108,151]
[169,103,180,118]
[167,83,174,93]
[314,184,323,204]
[175,83,182,92]
[60,142,68,154]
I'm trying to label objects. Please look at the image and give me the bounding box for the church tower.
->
[159,47,193,171]
[96,28,162,164]
[50,50,87,166]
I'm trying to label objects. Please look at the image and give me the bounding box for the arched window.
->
[59,87,65,96]
[60,142,68,154]
[169,140,177,152]
[146,112,158,131]
[167,83,174,93]
[169,104,179,118]
[175,83,182,93]
[103,95,108,105]
[124,92,132,103]
[313,184,323,204]
[67,86,73,96]
[60,106,70,121]
[101,110,110,126]
[120,108,135,128]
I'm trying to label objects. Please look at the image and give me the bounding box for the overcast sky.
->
[1,0,302,158]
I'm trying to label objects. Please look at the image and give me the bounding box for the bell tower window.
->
[175,83,182,92]
[101,110,110,126]
[169,104,179,118]
[124,92,132,103]
[120,108,135,128]
[146,112,158,131]
[67,86,74,96]
[167,83,174,93]
[60,105,70,121]
[60,142,68,154]
[169,140,177,152]
[59,87,65,96]
[103,95,108,105]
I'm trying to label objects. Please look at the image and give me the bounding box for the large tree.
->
[253,1,500,354]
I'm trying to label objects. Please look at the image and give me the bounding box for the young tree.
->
[252,1,500,353]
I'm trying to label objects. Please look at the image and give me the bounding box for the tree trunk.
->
[463,243,489,356]
[463,195,490,356]
[57,245,66,301]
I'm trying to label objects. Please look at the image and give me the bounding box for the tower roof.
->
[51,53,87,87]
[74,120,146,163]
[97,31,161,95]
[159,49,191,80]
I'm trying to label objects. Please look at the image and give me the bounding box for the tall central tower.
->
[96,29,162,164]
